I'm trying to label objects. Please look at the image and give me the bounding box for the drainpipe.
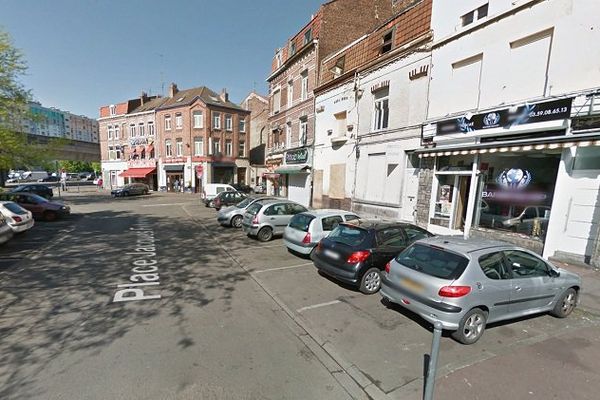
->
[350,71,362,213]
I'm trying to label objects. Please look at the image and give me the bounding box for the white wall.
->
[428,0,600,119]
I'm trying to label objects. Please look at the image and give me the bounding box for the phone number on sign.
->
[528,107,569,118]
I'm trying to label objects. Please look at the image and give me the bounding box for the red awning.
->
[119,167,156,178]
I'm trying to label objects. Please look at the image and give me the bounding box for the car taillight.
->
[438,286,471,298]
[302,232,311,244]
[385,261,391,274]
[347,250,370,264]
[13,216,22,223]
[252,215,259,224]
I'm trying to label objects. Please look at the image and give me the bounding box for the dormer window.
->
[303,28,313,45]
[275,51,283,68]
[109,105,116,116]
[332,56,345,78]
[381,30,394,54]
[462,3,488,27]
[289,41,296,56]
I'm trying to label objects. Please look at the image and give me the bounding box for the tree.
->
[0,29,56,174]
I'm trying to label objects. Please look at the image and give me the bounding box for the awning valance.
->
[274,165,310,174]
[119,167,156,178]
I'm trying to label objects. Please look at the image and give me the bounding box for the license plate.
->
[323,249,340,260]
[400,277,423,292]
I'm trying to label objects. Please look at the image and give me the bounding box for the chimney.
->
[169,83,178,98]
[140,91,149,105]
[220,88,229,103]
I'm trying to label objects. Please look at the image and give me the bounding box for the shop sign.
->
[496,168,532,190]
[130,137,149,146]
[163,157,186,164]
[434,98,573,137]
[482,189,547,202]
[285,148,309,164]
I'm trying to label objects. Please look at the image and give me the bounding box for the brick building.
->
[265,0,398,206]
[155,83,251,192]
[242,92,269,187]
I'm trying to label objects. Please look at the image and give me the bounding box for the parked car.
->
[10,184,54,199]
[212,191,247,211]
[0,213,14,245]
[479,205,550,231]
[0,201,34,233]
[79,172,96,181]
[39,176,60,183]
[0,193,70,221]
[311,220,434,294]
[253,184,266,194]
[21,171,49,182]
[242,199,308,242]
[284,209,360,256]
[202,183,235,207]
[111,183,150,197]
[231,183,254,194]
[217,196,279,228]
[380,236,581,344]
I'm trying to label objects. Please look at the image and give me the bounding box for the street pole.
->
[424,321,443,400]
[55,161,61,198]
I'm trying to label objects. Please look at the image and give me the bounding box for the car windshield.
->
[246,202,263,216]
[328,224,368,247]
[4,202,27,214]
[236,197,254,208]
[395,244,469,280]
[289,213,315,232]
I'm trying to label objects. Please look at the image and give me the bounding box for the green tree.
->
[0,29,56,172]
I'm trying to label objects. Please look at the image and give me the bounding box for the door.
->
[476,251,513,322]
[263,203,289,234]
[453,176,470,230]
[503,250,559,314]
[401,168,419,222]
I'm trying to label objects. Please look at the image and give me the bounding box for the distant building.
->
[242,92,269,187]
[22,102,99,144]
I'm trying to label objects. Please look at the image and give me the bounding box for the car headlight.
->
[61,206,67,210]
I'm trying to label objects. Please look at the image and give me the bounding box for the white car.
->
[0,201,35,233]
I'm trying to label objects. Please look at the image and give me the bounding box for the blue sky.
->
[0,0,324,118]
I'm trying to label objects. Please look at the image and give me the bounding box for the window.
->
[239,118,246,133]
[225,114,233,131]
[175,138,183,156]
[301,70,309,100]
[114,125,120,139]
[194,137,204,156]
[462,3,488,27]
[332,56,345,78]
[275,51,283,68]
[264,204,287,216]
[238,141,245,157]
[165,140,173,157]
[225,139,233,156]
[175,113,183,129]
[479,252,510,280]
[129,124,136,137]
[450,54,483,112]
[404,226,433,244]
[377,227,406,247]
[109,105,116,116]
[289,40,296,56]
[288,203,307,215]
[273,89,281,113]
[148,121,155,136]
[373,88,389,131]
[303,28,312,45]
[138,123,145,136]
[193,111,203,128]
[300,119,308,146]
[345,214,360,222]
[335,111,347,137]
[213,138,221,154]
[287,80,294,106]
[395,244,469,280]
[381,30,393,54]
[289,214,314,232]
[286,123,292,148]
[504,250,549,278]
[322,216,343,231]
[107,125,113,139]
[213,112,221,129]
[164,115,172,130]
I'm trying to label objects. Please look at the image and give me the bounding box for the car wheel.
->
[452,308,488,345]
[231,215,243,228]
[359,267,382,294]
[257,227,273,242]
[44,211,57,222]
[551,288,578,318]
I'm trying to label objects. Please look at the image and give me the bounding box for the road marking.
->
[142,202,198,207]
[252,262,313,274]
[296,300,342,313]
[253,243,287,249]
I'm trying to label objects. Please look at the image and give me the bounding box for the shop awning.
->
[416,134,600,158]
[263,173,281,179]
[119,167,156,178]
[274,165,310,174]
[163,165,184,172]
[213,161,236,168]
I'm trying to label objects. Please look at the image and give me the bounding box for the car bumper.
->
[242,223,260,236]
[217,215,231,225]
[10,219,34,233]
[0,226,14,244]
[283,238,314,255]
[311,253,359,285]
[380,274,463,330]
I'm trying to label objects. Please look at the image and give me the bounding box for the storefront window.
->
[434,175,454,219]
[473,151,561,240]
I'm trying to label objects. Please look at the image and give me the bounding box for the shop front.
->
[162,163,185,192]
[274,147,312,207]
[264,155,284,197]
[119,159,157,190]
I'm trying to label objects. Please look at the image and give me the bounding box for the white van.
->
[202,183,235,207]
[22,171,49,182]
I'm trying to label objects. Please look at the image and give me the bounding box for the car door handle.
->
[514,285,522,291]
[269,217,275,220]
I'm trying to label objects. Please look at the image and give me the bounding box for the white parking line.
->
[252,262,313,274]
[142,202,198,207]
[296,300,341,313]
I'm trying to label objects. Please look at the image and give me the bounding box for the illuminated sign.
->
[496,168,532,189]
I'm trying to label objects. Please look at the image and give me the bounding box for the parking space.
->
[193,203,600,398]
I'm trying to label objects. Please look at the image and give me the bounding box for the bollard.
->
[424,321,443,400]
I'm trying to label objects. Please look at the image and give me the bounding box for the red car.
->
[0,193,70,221]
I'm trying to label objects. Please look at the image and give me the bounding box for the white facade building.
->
[415,0,600,266]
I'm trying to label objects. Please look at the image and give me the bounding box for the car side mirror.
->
[548,268,560,278]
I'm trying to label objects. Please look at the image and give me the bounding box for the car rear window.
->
[395,244,469,280]
[4,203,27,214]
[246,202,263,216]
[289,213,315,232]
[328,224,368,247]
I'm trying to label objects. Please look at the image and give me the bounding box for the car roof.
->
[302,209,355,217]
[414,235,512,254]
[342,219,415,230]
[256,198,301,206]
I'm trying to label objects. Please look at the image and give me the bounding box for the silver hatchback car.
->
[242,199,308,242]
[217,196,279,228]
[283,209,360,255]
[380,236,581,344]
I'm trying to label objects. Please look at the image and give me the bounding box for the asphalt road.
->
[1,191,599,400]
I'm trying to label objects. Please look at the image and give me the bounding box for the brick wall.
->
[415,156,434,227]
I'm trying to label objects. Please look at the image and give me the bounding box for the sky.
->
[0,0,324,118]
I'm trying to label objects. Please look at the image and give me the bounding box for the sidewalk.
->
[406,262,600,400]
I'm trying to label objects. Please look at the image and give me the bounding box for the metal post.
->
[424,321,443,400]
